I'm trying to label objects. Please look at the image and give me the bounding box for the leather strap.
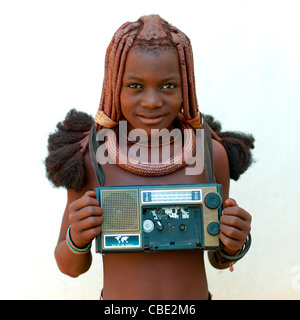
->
[88,123,106,186]
[203,118,216,183]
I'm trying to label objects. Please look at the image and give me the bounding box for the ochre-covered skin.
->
[57,137,231,299]
[52,15,252,300]
[95,14,200,129]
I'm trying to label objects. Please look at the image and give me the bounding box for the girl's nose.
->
[140,89,163,109]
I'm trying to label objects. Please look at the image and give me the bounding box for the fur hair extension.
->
[45,109,93,191]
[45,109,255,190]
[202,114,255,181]
[217,131,255,180]
[203,114,255,180]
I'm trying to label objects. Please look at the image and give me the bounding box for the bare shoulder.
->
[66,148,99,203]
[212,139,230,199]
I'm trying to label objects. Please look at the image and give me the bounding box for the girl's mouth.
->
[137,114,165,125]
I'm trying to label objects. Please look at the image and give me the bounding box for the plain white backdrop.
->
[0,0,299,299]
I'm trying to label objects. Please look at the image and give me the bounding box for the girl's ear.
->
[180,100,184,113]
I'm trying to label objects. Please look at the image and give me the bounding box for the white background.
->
[0,0,299,299]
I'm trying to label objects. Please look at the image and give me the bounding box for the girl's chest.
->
[102,162,208,187]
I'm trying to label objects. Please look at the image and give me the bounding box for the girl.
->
[46,15,254,299]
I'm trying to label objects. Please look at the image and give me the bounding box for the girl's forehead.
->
[123,46,181,76]
[126,45,178,64]
[131,43,176,56]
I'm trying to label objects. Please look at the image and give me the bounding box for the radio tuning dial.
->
[204,192,222,209]
[156,222,163,232]
[207,221,220,236]
[143,219,154,233]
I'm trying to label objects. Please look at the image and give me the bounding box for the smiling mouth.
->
[137,114,165,124]
[138,114,165,118]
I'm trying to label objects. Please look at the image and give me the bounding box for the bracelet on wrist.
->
[66,225,92,255]
[215,233,252,272]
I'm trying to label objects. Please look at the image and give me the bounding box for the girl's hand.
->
[68,190,103,248]
[219,198,252,256]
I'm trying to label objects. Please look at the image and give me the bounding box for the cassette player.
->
[95,184,223,253]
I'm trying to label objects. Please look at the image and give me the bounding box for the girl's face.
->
[120,47,182,136]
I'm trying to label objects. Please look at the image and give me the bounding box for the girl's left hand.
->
[219,198,252,255]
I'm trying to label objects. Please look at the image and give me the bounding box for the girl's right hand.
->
[68,190,103,248]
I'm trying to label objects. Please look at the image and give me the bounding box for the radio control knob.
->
[207,221,220,236]
[204,192,222,209]
[143,219,154,233]
[179,224,186,231]
[156,222,164,232]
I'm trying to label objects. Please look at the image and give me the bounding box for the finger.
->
[219,232,244,252]
[220,215,249,231]
[80,225,103,242]
[70,223,103,248]
[69,205,103,224]
[69,192,100,213]
[84,190,97,197]
[220,224,245,241]
[222,206,252,223]
[75,215,103,231]
[224,198,238,207]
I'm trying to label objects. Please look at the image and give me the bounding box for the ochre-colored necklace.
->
[105,121,196,176]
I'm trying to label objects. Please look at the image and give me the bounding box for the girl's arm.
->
[208,140,252,269]
[54,189,103,278]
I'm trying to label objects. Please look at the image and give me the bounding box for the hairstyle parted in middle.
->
[95,14,202,130]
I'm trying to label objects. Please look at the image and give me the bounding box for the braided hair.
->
[95,15,201,130]
[45,15,255,191]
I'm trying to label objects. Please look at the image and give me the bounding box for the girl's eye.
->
[128,83,142,89]
[162,83,176,89]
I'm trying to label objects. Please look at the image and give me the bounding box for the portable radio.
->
[95,184,223,253]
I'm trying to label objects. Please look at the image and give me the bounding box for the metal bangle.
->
[216,233,252,263]
[66,226,92,255]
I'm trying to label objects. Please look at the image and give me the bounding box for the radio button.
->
[207,221,220,236]
[157,224,164,232]
[179,224,186,231]
[204,192,222,209]
[143,219,154,233]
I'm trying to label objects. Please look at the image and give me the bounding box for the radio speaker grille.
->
[101,189,139,231]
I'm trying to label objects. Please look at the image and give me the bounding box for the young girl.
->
[46,15,254,300]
